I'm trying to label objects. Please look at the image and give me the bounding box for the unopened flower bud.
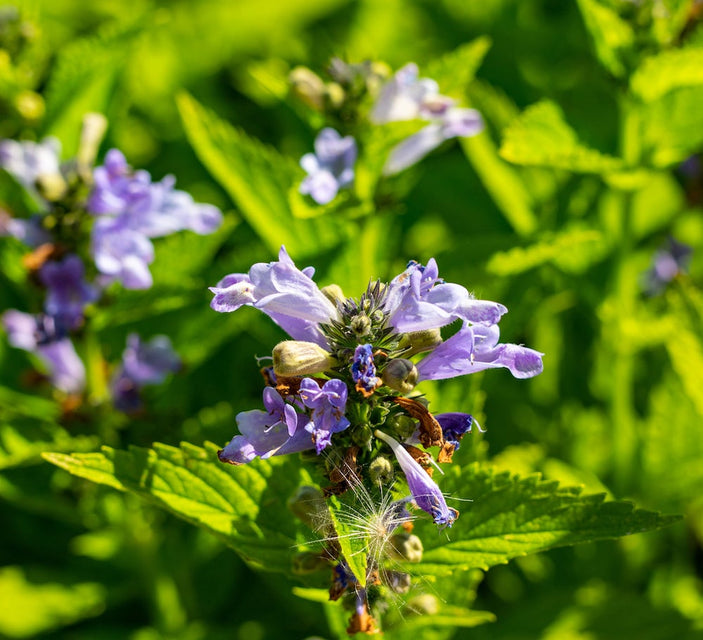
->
[287,486,331,531]
[325,82,345,109]
[406,594,439,616]
[292,551,330,575]
[352,423,373,449]
[78,112,108,170]
[398,329,442,357]
[381,570,411,593]
[369,455,394,485]
[386,413,417,440]
[387,532,423,563]
[321,284,345,306]
[350,314,371,337]
[289,67,327,111]
[273,340,336,377]
[35,173,67,202]
[381,359,418,394]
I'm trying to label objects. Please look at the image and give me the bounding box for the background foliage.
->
[1,0,703,638]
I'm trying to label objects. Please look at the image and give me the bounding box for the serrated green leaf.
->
[42,442,310,574]
[500,100,624,173]
[631,46,703,102]
[424,37,492,99]
[177,92,341,257]
[0,566,106,638]
[486,228,606,276]
[576,0,635,77]
[411,464,679,576]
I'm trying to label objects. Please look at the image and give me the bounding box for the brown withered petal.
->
[438,442,456,464]
[404,444,434,477]
[346,604,379,635]
[392,396,444,448]
[22,243,62,272]
[327,445,359,488]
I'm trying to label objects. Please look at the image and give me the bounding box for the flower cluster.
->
[211,247,542,629]
[297,60,484,205]
[1,126,213,403]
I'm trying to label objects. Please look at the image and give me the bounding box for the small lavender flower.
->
[39,255,98,330]
[436,413,484,450]
[643,237,692,294]
[370,63,483,175]
[299,378,351,453]
[0,211,51,247]
[374,429,457,527]
[218,387,314,464]
[351,344,380,395]
[0,137,61,194]
[88,149,223,288]
[299,128,357,205]
[111,333,181,411]
[416,322,544,381]
[209,246,339,346]
[2,310,85,393]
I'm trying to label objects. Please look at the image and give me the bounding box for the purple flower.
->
[299,378,351,453]
[370,63,483,175]
[416,322,544,381]
[351,344,380,395]
[209,246,338,346]
[0,137,61,194]
[88,149,223,288]
[91,218,155,290]
[384,259,507,333]
[436,412,484,450]
[111,333,181,411]
[299,128,357,205]
[374,429,457,528]
[0,212,51,247]
[218,387,314,464]
[39,255,98,330]
[2,311,85,393]
[643,237,692,294]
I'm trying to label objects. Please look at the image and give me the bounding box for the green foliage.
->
[43,442,310,574]
[424,36,492,99]
[412,465,679,576]
[631,46,703,102]
[177,93,342,257]
[500,100,624,173]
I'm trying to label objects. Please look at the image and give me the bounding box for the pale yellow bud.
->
[289,66,326,111]
[78,113,108,170]
[398,328,442,357]
[381,358,418,394]
[320,284,345,306]
[272,340,336,377]
[387,532,423,563]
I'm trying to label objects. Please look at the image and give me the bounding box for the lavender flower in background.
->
[0,211,51,247]
[299,128,357,205]
[39,254,98,330]
[2,311,85,393]
[89,149,223,289]
[370,63,483,175]
[111,333,181,412]
[643,237,693,295]
[0,137,61,195]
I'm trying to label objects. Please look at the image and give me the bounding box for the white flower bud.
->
[387,532,423,563]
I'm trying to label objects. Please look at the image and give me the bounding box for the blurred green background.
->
[1,0,703,638]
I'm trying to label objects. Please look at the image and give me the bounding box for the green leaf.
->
[328,493,368,587]
[485,228,607,276]
[424,37,492,99]
[43,442,311,574]
[631,46,703,102]
[177,92,341,257]
[575,0,635,77]
[0,566,106,638]
[500,100,624,173]
[0,169,43,216]
[411,464,679,576]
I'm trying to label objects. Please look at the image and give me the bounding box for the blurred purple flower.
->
[0,137,61,194]
[209,246,338,346]
[0,211,51,247]
[643,237,692,294]
[39,255,98,329]
[299,128,357,204]
[2,311,85,393]
[218,387,314,464]
[111,333,181,412]
[370,63,483,175]
[299,378,351,453]
[88,149,223,288]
